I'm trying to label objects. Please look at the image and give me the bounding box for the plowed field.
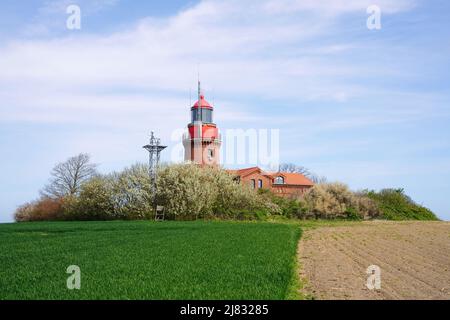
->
[299,221,450,300]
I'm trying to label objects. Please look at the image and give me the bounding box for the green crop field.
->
[0,221,301,300]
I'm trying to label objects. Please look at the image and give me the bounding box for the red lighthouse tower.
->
[183,82,221,166]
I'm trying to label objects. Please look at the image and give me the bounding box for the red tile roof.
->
[227,167,314,186]
[227,167,260,177]
[272,172,314,186]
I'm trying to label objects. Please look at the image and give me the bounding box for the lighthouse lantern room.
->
[183,82,221,166]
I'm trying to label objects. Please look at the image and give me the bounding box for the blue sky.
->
[0,0,449,222]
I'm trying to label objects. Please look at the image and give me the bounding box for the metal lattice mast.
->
[143,132,167,207]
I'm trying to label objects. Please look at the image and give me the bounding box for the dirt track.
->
[298,221,450,300]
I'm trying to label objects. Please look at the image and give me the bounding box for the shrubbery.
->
[16,163,278,222]
[15,160,438,222]
[299,185,437,221]
[65,164,153,220]
[64,176,116,220]
[14,197,65,222]
[157,164,278,220]
[302,183,380,220]
[366,188,438,221]
[258,189,307,219]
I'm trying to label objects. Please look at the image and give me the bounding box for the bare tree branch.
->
[279,163,310,175]
[41,153,97,198]
[279,163,326,184]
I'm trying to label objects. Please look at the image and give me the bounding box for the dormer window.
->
[274,176,285,185]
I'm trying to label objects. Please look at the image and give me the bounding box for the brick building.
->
[228,167,314,199]
[183,82,314,198]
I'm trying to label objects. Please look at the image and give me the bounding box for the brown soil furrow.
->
[332,231,450,291]
[301,230,400,299]
[325,233,415,299]
[372,233,450,267]
[360,234,450,282]
[332,233,446,299]
[334,236,401,299]
[298,221,450,300]
[356,223,450,273]
[374,231,450,265]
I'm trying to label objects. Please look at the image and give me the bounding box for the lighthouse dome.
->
[192,95,213,110]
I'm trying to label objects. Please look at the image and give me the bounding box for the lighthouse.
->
[183,82,221,166]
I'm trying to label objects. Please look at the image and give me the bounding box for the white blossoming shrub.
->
[110,163,153,219]
[31,163,278,221]
[65,176,116,220]
[65,163,153,220]
[156,163,216,219]
[303,182,380,219]
[157,164,276,219]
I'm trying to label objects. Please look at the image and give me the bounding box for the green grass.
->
[0,220,301,300]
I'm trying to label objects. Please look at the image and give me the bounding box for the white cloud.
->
[0,0,418,125]
[0,0,420,132]
[263,0,416,15]
[1,0,436,193]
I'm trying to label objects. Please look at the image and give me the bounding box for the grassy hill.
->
[0,221,301,300]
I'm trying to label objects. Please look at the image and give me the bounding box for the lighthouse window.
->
[202,109,213,123]
[191,109,200,122]
[191,109,212,123]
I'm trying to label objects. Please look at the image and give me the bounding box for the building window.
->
[274,176,285,185]
[258,179,263,189]
[250,179,256,189]
[208,149,214,160]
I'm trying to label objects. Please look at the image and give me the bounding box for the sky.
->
[0,0,449,222]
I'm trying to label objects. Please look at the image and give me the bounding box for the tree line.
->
[14,154,438,222]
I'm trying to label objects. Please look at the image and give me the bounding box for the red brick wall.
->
[271,185,311,199]
[239,171,312,198]
[240,172,272,189]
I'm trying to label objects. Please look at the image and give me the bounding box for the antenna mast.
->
[198,69,202,121]
[143,131,167,213]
